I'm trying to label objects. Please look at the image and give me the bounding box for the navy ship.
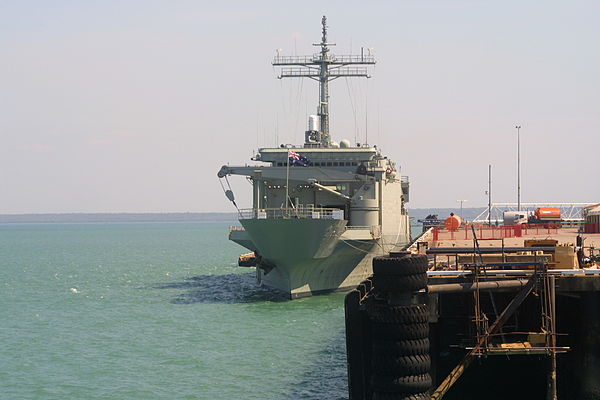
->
[218,16,411,298]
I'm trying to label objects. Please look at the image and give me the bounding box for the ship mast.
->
[272,16,375,147]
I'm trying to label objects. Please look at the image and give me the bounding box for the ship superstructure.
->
[217,17,411,298]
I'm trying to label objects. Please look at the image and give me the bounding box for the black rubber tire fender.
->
[373,255,429,276]
[373,273,428,293]
[371,373,432,394]
[371,354,431,375]
[372,339,430,357]
[372,392,430,400]
[367,303,429,324]
[371,322,429,341]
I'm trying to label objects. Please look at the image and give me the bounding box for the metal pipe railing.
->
[238,207,343,220]
[427,279,530,294]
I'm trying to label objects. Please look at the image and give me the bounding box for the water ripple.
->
[155,273,288,304]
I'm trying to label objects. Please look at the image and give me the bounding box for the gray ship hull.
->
[231,217,411,298]
[258,241,380,298]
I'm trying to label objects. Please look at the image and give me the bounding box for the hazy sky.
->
[1,1,599,213]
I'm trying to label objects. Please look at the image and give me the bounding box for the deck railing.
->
[432,224,561,241]
[238,207,344,220]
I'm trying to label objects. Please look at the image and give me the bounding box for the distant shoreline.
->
[0,212,238,223]
[0,208,487,224]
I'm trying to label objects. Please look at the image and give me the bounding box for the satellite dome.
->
[340,139,350,148]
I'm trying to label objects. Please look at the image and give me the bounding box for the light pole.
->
[457,199,468,221]
[488,165,492,226]
[515,125,522,211]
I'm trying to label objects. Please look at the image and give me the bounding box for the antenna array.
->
[272,16,375,147]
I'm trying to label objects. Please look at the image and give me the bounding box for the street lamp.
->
[515,125,522,211]
[457,199,468,221]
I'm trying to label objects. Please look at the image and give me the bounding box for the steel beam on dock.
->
[427,279,529,294]
[546,275,558,400]
[426,246,555,254]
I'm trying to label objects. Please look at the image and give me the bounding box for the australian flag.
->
[288,151,310,167]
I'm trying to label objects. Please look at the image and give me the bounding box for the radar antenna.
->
[272,16,375,147]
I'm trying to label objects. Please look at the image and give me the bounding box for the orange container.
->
[444,214,462,231]
[535,207,561,220]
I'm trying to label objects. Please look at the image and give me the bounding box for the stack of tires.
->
[367,254,431,400]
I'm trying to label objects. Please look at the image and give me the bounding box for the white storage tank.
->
[349,183,379,227]
[308,115,320,132]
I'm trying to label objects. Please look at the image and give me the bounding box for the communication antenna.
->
[272,16,375,147]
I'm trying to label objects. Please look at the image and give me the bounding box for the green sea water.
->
[0,222,348,400]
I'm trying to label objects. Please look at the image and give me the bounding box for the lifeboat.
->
[238,252,257,267]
